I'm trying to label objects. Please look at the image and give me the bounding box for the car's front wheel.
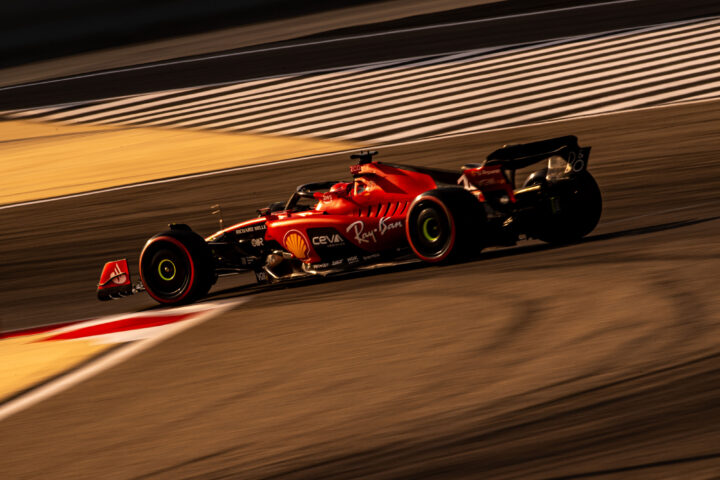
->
[139,229,214,305]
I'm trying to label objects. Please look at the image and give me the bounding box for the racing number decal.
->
[569,147,590,173]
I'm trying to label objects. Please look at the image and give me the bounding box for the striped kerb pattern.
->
[7,17,720,144]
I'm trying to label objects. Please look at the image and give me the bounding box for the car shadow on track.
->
[202,215,720,302]
[481,216,720,261]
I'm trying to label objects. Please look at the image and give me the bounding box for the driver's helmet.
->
[330,182,351,194]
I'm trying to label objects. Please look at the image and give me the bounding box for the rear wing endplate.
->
[485,135,591,172]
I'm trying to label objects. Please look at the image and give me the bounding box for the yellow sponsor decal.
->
[283,230,310,260]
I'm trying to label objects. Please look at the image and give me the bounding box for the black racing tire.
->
[534,171,602,244]
[139,229,214,305]
[405,188,486,263]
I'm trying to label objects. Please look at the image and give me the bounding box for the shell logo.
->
[283,230,310,260]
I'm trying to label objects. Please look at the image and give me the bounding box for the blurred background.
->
[0,0,383,68]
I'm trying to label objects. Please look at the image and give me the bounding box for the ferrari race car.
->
[97,135,602,305]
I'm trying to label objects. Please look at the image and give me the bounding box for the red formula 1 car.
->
[97,135,601,305]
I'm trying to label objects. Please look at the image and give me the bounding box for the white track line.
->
[7,87,199,119]
[23,16,717,137]
[8,15,714,124]
[373,73,720,142]
[37,58,421,122]
[94,50,503,126]
[38,78,291,122]
[186,31,717,130]
[4,56,428,120]
[335,58,720,141]
[282,60,719,138]
[0,300,242,423]
[48,17,720,127]
[241,38,720,135]
[84,51,490,125]
[0,0,640,93]
[3,53,463,116]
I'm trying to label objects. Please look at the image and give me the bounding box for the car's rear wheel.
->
[139,229,214,305]
[533,172,602,244]
[406,188,485,263]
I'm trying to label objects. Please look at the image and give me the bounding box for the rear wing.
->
[485,135,591,172]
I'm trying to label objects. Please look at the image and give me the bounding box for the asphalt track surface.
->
[2,101,720,478]
[2,2,720,480]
